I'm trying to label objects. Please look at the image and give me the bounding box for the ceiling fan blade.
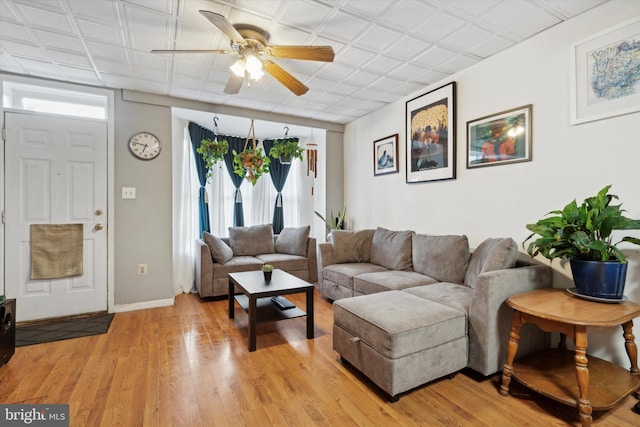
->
[224,74,244,95]
[151,49,232,54]
[199,10,246,44]
[266,45,335,62]
[262,60,309,96]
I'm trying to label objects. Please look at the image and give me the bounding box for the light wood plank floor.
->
[1,290,638,426]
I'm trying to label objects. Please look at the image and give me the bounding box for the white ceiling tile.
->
[368,75,404,92]
[132,51,169,70]
[321,11,369,42]
[335,46,377,67]
[438,54,480,74]
[318,62,358,81]
[355,24,403,52]
[57,64,100,85]
[0,1,20,22]
[15,4,74,34]
[101,73,136,89]
[415,11,467,42]
[386,36,432,61]
[366,55,404,75]
[441,0,501,18]
[76,19,125,46]
[479,0,534,30]
[67,0,120,25]
[542,0,607,19]
[268,23,314,46]
[124,4,171,38]
[123,0,173,14]
[414,46,456,68]
[94,58,130,74]
[391,81,426,96]
[0,20,33,42]
[46,48,91,68]
[341,0,393,19]
[506,9,561,40]
[391,63,427,81]
[233,0,286,17]
[467,35,515,58]
[381,0,438,29]
[133,66,168,83]
[14,56,61,78]
[414,69,449,85]
[33,29,84,52]
[1,39,45,59]
[345,69,382,87]
[171,74,206,90]
[135,79,168,93]
[280,1,333,31]
[441,24,492,51]
[0,52,24,72]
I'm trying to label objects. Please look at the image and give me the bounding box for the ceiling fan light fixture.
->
[230,58,246,77]
[245,55,263,80]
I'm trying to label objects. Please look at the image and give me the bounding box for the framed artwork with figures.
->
[373,134,399,176]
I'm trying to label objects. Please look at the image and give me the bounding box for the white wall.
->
[344,0,640,365]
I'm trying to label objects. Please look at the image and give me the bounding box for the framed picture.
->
[373,134,399,176]
[466,105,532,169]
[406,82,456,183]
[570,16,640,125]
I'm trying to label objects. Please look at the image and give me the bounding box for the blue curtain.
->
[221,135,247,227]
[187,122,212,236]
[263,138,296,234]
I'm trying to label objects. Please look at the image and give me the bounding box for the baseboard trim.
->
[112,297,175,313]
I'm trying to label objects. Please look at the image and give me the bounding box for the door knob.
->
[94,224,104,231]
[95,209,103,215]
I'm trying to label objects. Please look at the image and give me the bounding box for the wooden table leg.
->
[574,326,592,427]
[228,279,235,319]
[621,320,640,398]
[500,311,522,396]
[248,295,257,352]
[306,288,314,339]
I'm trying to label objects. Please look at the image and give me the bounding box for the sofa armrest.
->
[195,239,214,297]
[306,238,318,283]
[318,242,334,267]
[468,263,552,375]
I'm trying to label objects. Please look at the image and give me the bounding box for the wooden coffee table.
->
[228,269,314,352]
[499,288,640,426]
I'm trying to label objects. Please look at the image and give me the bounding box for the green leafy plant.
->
[524,185,640,263]
[196,138,228,180]
[232,148,270,186]
[314,207,346,231]
[261,264,274,272]
[269,139,304,163]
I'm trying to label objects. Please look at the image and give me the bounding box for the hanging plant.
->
[232,119,270,186]
[196,138,229,179]
[269,139,304,164]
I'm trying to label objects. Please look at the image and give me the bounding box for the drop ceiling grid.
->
[0,0,610,124]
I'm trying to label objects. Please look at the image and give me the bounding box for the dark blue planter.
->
[569,259,628,299]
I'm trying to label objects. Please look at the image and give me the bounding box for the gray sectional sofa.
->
[318,227,552,400]
[195,224,317,298]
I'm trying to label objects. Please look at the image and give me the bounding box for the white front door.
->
[4,111,108,321]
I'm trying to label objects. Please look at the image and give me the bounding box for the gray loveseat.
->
[196,224,318,298]
[318,227,551,400]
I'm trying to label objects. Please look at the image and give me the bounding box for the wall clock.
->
[128,132,161,160]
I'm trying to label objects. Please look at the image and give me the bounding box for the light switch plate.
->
[122,187,136,199]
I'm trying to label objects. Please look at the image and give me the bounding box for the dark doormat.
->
[16,313,114,347]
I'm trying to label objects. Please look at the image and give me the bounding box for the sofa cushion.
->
[323,263,388,291]
[412,234,470,284]
[404,282,474,316]
[202,232,234,264]
[333,291,466,359]
[370,227,413,271]
[464,238,519,288]
[353,270,438,295]
[228,224,274,256]
[255,253,309,271]
[275,226,310,256]
[331,229,375,263]
[212,256,263,280]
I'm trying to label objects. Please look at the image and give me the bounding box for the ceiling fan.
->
[152,10,335,96]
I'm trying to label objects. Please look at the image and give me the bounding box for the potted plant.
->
[314,207,346,240]
[232,147,270,186]
[524,185,640,300]
[262,264,274,282]
[269,139,305,164]
[196,138,228,180]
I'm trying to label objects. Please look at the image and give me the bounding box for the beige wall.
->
[343,0,640,364]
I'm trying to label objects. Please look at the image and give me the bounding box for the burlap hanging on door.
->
[30,224,83,280]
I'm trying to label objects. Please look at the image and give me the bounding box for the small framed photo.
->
[373,134,399,176]
[406,82,456,183]
[570,17,640,125]
[466,104,532,169]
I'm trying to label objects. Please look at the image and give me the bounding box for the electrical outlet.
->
[122,187,136,199]
[138,264,147,275]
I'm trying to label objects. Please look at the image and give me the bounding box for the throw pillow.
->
[331,229,375,263]
[370,227,413,271]
[464,237,519,288]
[275,226,310,256]
[412,234,470,284]
[202,231,233,264]
[228,224,274,256]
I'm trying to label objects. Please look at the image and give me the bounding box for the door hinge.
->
[1,211,4,224]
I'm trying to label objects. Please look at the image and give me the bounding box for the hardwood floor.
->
[1,290,638,426]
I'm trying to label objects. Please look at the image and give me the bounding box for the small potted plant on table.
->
[524,185,640,300]
[262,264,274,282]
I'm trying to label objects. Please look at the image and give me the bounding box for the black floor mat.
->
[16,313,114,347]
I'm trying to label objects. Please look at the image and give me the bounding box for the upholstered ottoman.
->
[333,290,468,401]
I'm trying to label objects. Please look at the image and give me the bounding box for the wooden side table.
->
[499,288,640,426]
